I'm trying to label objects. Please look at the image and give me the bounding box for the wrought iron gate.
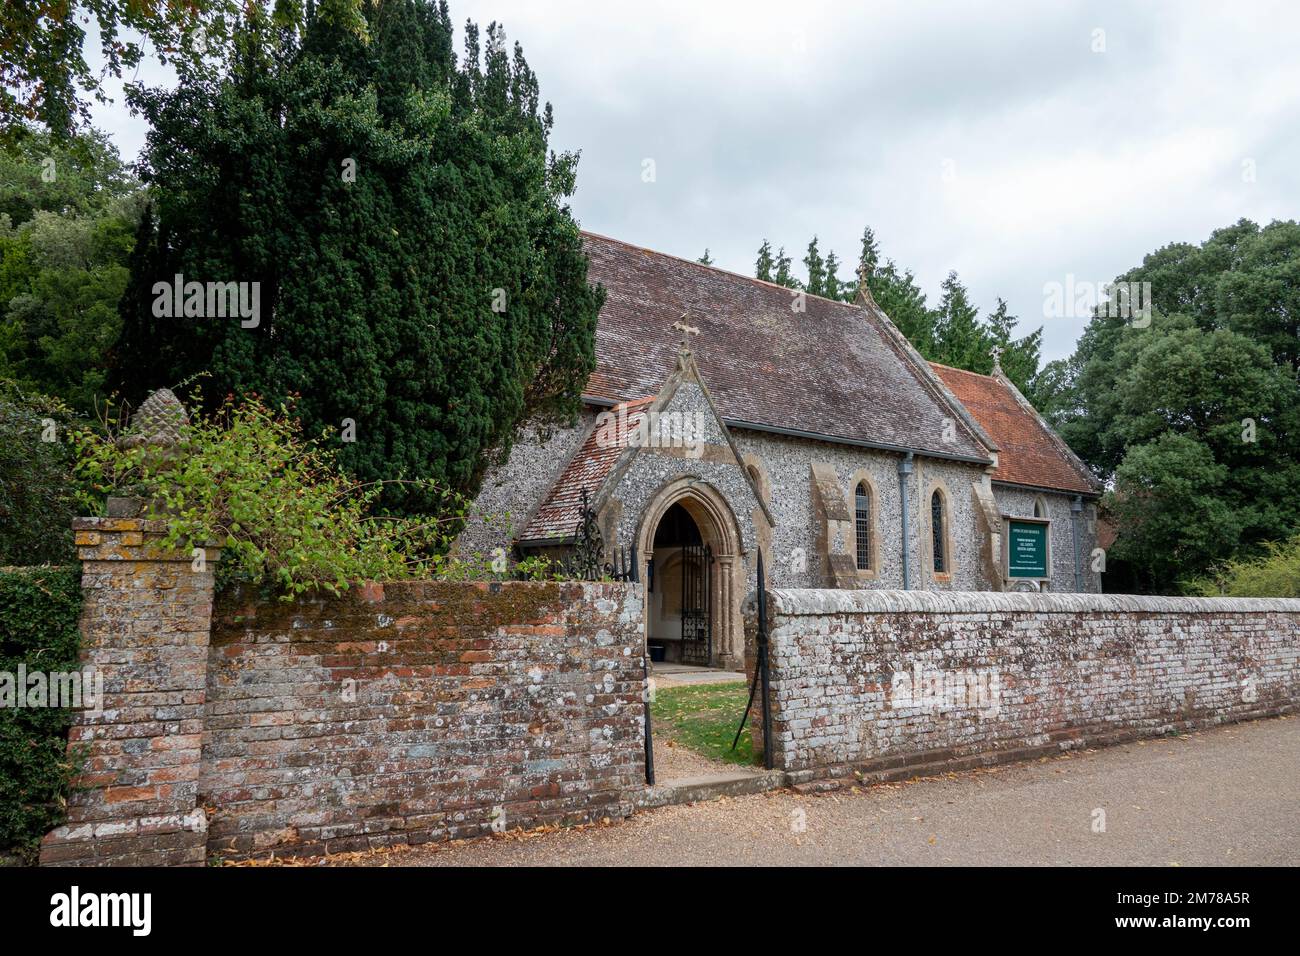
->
[680,543,713,666]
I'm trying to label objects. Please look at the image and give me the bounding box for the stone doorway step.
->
[637,768,788,810]
[649,663,746,688]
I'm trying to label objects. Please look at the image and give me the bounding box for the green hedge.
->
[0,565,81,863]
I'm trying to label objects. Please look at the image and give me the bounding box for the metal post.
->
[642,650,655,786]
[757,549,773,770]
[635,544,654,785]
[898,452,914,590]
[731,549,774,769]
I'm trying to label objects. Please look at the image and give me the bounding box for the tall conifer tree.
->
[115,1,602,509]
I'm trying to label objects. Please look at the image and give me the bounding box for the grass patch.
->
[650,681,756,766]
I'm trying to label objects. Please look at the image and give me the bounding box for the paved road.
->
[328,716,1298,866]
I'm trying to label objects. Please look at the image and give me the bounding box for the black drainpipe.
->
[898,452,914,589]
[1071,495,1084,592]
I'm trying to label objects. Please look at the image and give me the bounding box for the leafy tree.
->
[755,240,774,282]
[1052,219,1300,591]
[1026,355,1082,427]
[0,129,136,225]
[1107,432,1242,591]
[113,1,602,512]
[0,130,142,413]
[0,1,343,145]
[1215,220,1300,373]
[697,249,713,266]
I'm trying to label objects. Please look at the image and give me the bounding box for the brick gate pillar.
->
[39,516,219,866]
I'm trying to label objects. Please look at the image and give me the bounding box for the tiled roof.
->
[928,363,1099,496]
[581,233,991,463]
[520,398,653,542]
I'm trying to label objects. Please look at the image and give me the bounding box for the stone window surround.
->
[923,478,956,584]
[844,468,881,581]
[741,452,772,507]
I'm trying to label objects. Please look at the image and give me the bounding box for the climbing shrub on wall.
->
[73,395,550,596]
[0,565,82,862]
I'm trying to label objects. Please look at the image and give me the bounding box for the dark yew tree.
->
[114,0,602,510]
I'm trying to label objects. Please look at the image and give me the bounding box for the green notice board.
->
[1006,519,1049,579]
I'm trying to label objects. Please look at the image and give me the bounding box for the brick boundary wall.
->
[40,517,647,865]
[201,580,646,859]
[744,589,1300,785]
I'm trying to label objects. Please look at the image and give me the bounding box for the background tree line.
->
[733,229,1044,395]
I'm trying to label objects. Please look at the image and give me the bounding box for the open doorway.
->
[646,502,714,668]
[642,498,756,782]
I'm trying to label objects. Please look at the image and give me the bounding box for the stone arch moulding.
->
[740,452,772,510]
[636,477,747,671]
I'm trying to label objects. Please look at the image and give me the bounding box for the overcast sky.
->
[91,0,1300,362]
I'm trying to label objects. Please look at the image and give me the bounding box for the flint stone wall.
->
[744,589,1300,782]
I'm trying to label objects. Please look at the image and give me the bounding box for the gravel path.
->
[315,716,1298,867]
[650,731,757,780]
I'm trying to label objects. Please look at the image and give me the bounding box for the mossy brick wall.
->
[745,590,1300,783]
[40,518,218,866]
[202,580,646,859]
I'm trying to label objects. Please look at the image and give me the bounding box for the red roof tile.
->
[520,398,653,542]
[928,363,1098,496]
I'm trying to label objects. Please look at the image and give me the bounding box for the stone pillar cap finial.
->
[120,388,189,450]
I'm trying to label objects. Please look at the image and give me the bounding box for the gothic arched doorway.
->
[638,480,744,671]
[649,504,713,665]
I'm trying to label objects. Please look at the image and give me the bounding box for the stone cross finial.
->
[855,263,880,310]
[991,345,1004,375]
[672,316,700,351]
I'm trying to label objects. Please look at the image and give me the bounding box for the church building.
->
[458,233,1103,670]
